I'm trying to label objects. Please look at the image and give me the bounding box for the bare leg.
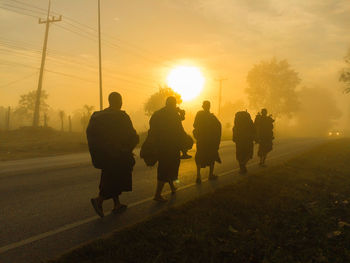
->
[169,180,177,194]
[262,154,267,166]
[112,196,121,209]
[112,195,127,213]
[239,161,247,174]
[96,196,104,206]
[154,180,167,201]
[196,165,201,184]
[208,163,218,180]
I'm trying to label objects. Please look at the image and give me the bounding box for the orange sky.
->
[1,0,350,120]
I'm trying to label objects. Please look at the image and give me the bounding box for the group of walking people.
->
[86,92,274,217]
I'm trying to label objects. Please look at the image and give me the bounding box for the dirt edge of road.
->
[49,138,350,263]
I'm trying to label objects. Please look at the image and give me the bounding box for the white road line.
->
[0,147,305,254]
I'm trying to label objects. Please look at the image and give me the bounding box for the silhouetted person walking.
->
[232,111,255,174]
[254,108,274,167]
[146,96,190,202]
[87,92,139,217]
[193,101,221,184]
[178,107,192,159]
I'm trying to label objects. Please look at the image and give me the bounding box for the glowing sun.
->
[166,66,205,101]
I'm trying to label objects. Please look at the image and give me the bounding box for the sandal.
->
[209,174,218,180]
[112,204,127,214]
[91,198,104,218]
[153,196,168,202]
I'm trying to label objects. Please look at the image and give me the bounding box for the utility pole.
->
[216,78,227,118]
[98,0,103,110]
[33,0,62,127]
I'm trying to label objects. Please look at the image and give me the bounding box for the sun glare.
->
[166,66,205,101]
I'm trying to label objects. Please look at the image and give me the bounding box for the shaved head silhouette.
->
[165,96,177,109]
[202,100,211,111]
[109,92,122,109]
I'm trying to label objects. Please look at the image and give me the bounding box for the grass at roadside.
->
[0,128,88,161]
[50,139,350,263]
[0,128,150,161]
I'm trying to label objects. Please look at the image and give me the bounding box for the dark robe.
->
[232,112,255,164]
[86,108,139,199]
[148,106,188,182]
[193,110,221,168]
[254,114,274,157]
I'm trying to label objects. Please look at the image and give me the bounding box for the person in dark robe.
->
[193,101,221,184]
[232,111,255,174]
[149,96,189,202]
[254,108,274,167]
[87,92,139,217]
[178,107,192,159]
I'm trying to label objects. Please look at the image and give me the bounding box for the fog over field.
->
[1,0,350,137]
[3,3,350,262]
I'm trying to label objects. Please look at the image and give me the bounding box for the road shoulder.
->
[46,139,350,263]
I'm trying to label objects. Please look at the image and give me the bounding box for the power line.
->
[0,72,38,88]
[0,5,39,18]
[1,59,157,93]
[1,54,157,90]
[1,2,46,15]
[1,0,175,69]
[0,39,157,84]
[53,23,97,42]
[33,0,62,127]
[0,1,166,97]
[1,0,47,12]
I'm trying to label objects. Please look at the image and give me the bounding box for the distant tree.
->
[68,115,72,132]
[295,87,342,136]
[59,110,65,131]
[246,58,300,117]
[43,113,49,127]
[5,106,11,131]
[83,105,94,117]
[80,105,95,131]
[15,90,49,124]
[340,48,350,93]
[144,85,182,116]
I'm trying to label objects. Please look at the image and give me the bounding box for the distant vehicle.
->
[328,131,342,137]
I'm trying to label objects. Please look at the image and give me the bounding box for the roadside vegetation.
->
[49,139,350,263]
[0,127,88,161]
[0,127,150,161]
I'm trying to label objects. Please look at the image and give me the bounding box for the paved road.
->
[0,138,323,263]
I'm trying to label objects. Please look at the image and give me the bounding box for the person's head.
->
[165,96,177,109]
[202,100,211,112]
[109,92,122,109]
[261,108,267,116]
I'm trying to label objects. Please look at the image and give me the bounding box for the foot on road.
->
[239,167,248,175]
[91,198,104,218]
[112,204,127,214]
[196,178,202,184]
[153,196,168,202]
[208,175,218,181]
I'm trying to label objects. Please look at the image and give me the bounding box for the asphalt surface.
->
[0,138,323,263]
